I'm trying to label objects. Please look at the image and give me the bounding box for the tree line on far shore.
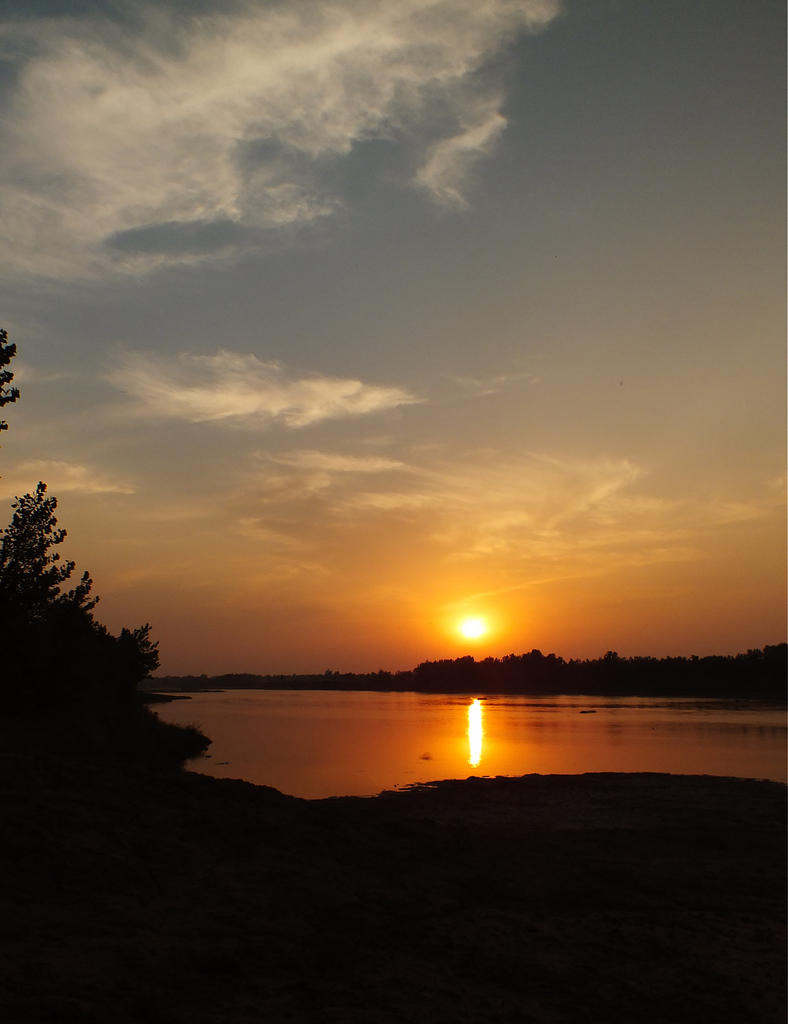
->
[151,643,787,698]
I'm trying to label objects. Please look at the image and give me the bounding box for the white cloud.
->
[0,460,134,498]
[0,0,560,279]
[415,108,507,206]
[107,350,418,427]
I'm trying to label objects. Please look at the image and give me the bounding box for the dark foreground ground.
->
[1,759,785,1024]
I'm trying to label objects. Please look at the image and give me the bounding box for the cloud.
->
[246,444,647,540]
[343,491,433,511]
[107,350,418,427]
[104,219,255,257]
[353,453,646,542]
[271,450,407,473]
[0,0,560,279]
[327,451,786,576]
[0,460,134,498]
[448,370,538,395]
[236,446,701,582]
[246,444,781,578]
[415,108,507,206]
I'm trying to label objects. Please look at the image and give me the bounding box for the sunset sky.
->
[0,0,784,675]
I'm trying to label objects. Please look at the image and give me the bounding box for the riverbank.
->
[1,759,785,1023]
[147,643,787,699]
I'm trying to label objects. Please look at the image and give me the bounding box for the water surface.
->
[154,690,787,798]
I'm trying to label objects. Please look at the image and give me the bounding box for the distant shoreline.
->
[144,643,787,700]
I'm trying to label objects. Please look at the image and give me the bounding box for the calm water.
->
[154,690,787,799]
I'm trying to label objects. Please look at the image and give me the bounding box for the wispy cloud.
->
[107,350,418,427]
[338,453,646,541]
[448,370,538,395]
[415,108,507,207]
[241,446,786,580]
[271,450,407,473]
[0,460,133,498]
[246,445,646,538]
[243,448,412,505]
[0,0,560,279]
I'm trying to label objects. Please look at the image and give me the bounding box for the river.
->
[152,690,787,798]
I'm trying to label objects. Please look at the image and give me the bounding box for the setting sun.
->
[459,618,487,639]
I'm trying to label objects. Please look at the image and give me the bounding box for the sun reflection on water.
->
[468,698,483,767]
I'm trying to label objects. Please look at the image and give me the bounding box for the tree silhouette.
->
[0,481,160,711]
[0,328,207,763]
[0,481,96,621]
[0,327,20,437]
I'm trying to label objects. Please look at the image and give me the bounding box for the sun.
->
[459,617,487,639]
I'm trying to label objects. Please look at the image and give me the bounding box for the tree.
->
[0,332,159,709]
[0,482,96,623]
[0,327,20,434]
[0,482,209,764]
[0,481,159,710]
[0,330,208,763]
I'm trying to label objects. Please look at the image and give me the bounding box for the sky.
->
[0,0,784,675]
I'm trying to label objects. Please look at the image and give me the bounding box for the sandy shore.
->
[1,758,785,1023]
